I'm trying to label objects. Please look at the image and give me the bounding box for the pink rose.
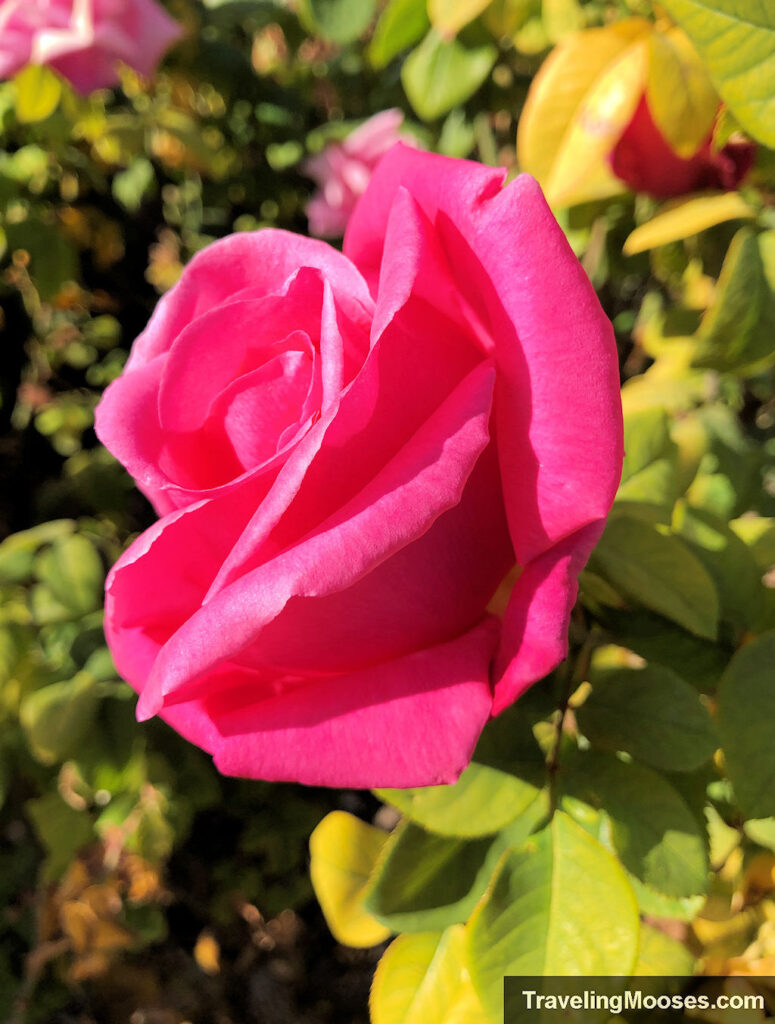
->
[304,109,412,238]
[96,147,623,788]
[611,97,755,199]
[0,0,183,94]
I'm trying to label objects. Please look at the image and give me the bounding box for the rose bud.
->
[96,147,623,788]
[518,18,755,208]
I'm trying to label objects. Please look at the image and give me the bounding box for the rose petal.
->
[134,359,496,719]
[210,617,499,788]
[347,146,623,568]
[492,521,604,714]
[126,230,373,371]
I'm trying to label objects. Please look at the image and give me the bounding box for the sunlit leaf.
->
[467,812,640,1017]
[657,0,775,146]
[623,193,756,256]
[377,763,542,838]
[309,811,391,948]
[371,927,493,1024]
[13,65,62,124]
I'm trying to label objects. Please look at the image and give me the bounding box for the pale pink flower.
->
[0,0,183,93]
[304,109,411,237]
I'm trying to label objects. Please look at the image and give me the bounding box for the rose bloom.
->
[0,0,183,94]
[96,147,623,789]
[610,96,755,199]
[304,109,412,238]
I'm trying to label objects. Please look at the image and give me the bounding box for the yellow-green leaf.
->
[371,927,494,1024]
[309,811,391,948]
[657,0,775,147]
[467,812,640,1017]
[428,0,492,37]
[517,19,649,205]
[624,192,756,255]
[645,27,719,156]
[377,762,542,838]
[13,65,62,124]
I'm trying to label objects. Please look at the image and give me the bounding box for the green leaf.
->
[297,0,377,44]
[26,791,93,881]
[657,0,775,146]
[588,515,719,639]
[561,753,709,899]
[112,157,156,213]
[633,923,696,976]
[371,927,493,1024]
[616,407,678,521]
[364,798,548,934]
[673,502,765,630]
[309,811,391,948]
[369,0,429,68]
[692,229,775,376]
[20,671,101,766]
[377,762,542,838]
[13,65,62,124]
[577,665,717,772]
[401,29,497,121]
[467,812,640,1018]
[716,632,775,820]
[34,534,104,618]
[364,824,496,934]
[0,520,74,584]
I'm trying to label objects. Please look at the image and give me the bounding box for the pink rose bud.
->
[95,148,624,789]
[610,96,755,199]
[0,0,183,94]
[304,109,412,238]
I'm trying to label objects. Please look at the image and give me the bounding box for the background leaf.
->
[657,0,775,146]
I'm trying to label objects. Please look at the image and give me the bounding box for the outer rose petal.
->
[346,145,623,565]
[492,521,604,713]
[210,618,500,788]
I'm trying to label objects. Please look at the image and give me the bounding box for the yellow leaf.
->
[645,27,719,157]
[545,36,648,206]
[309,811,391,948]
[13,65,62,124]
[517,19,650,206]
[371,927,494,1024]
[624,192,756,255]
[428,0,492,37]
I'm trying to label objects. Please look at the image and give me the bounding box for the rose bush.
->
[0,0,182,93]
[304,109,412,238]
[96,146,623,788]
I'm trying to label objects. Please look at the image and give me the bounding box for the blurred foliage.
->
[1,0,774,1021]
